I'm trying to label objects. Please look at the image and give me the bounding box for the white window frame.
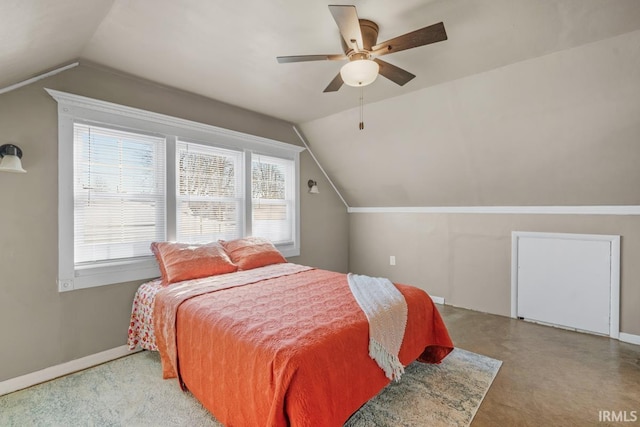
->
[48,89,304,292]
[250,154,297,245]
[175,140,245,243]
[72,122,168,266]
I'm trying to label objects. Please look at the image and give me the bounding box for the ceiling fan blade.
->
[373,59,415,86]
[323,72,344,92]
[328,5,364,51]
[277,54,346,63]
[372,22,447,56]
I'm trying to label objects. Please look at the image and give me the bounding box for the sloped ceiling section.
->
[77,0,640,123]
[299,29,640,207]
[0,0,114,88]
[2,0,640,124]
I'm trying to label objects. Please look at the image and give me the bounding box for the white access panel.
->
[512,232,620,337]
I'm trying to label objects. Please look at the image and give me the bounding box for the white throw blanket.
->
[347,273,408,381]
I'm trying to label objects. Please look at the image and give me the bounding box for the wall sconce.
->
[0,144,27,173]
[308,179,319,194]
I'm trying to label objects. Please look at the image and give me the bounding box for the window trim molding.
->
[46,89,304,157]
[47,89,304,292]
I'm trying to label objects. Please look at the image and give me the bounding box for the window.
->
[73,124,166,265]
[252,155,295,244]
[176,141,243,243]
[49,89,303,291]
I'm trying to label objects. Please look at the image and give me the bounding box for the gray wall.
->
[349,213,640,336]
[0,63,348,381]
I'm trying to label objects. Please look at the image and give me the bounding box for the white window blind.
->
[177,141,243,243]
[252,154,294,244]
[73,123,166,265]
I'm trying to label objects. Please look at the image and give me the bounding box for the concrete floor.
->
[437,305,640,427]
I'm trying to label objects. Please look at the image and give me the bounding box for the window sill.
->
[277,242,300,258]
[59,258,160,292]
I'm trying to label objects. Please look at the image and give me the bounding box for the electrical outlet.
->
[58,279,74,292]
[389,256,396,266]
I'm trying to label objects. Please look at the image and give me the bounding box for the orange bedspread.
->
[154,264,453,426]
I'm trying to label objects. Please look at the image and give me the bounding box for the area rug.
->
[0,348,501,426]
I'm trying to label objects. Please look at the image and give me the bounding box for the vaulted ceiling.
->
[2,1,640,208]
[2,0,640,125]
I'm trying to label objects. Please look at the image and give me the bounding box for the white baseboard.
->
[431,295,445,305]
[619,332,640,346]
[0,345,142,396]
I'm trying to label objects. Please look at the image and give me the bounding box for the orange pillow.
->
[151,241,238,285]
[220,237,287,271]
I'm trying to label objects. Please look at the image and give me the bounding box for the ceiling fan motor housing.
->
[342,19,379,57]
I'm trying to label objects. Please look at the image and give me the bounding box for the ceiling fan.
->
[277,5,447,92]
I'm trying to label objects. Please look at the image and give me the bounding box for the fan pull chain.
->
[359,87,364,130]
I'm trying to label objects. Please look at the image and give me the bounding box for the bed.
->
[128,238,453,426]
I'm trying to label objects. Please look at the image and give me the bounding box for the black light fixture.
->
[308,179,319,194]
[0,144,26,173]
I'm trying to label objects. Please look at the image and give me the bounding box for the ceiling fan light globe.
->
[340,59,379,87]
